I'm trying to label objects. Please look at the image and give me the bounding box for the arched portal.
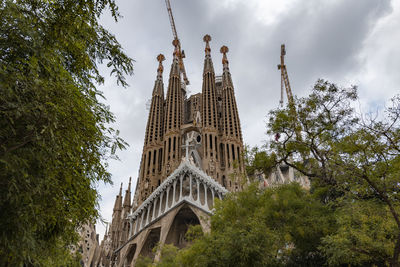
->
[139,227,161,259]
[125,243,137,266]
[165,205,201,248]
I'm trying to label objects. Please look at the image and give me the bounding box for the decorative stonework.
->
[127,160,228,238]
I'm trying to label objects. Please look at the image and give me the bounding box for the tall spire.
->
[220,45,233,87]
[200,34,220,179]
[201,34,217,129]
[113,183,123,212]
[163,40,183,177]
[123,177,131,209]
[144,54,165,145]
[220,45,244,176]
[164,39,183,132]
[138,55,167,204]
[202,34,214,73]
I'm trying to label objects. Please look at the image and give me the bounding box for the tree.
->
[153,184,335,267]
[268,80,400,266]
[244,145,276,179]
[0,0,133,265]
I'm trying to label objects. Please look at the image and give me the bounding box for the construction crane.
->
[277,44,294,107]
[277,44,303,143]
[165,0,190,86]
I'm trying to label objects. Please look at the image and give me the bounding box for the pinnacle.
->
[157,54,165,63]
[156,54,165,77]
[203,34,211,43]
[203,34,211,55]
[172,39,180,58]
[220,45,229,66]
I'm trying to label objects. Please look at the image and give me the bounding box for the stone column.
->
[179,175,183,200]
[152,198,157,220]
[159,192,164,215]
[204,183,208,208]
[172,180,177,206]
[166,185,170,211]
[146,205,151,225]
[196,179,201,205]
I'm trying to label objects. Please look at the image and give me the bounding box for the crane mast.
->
[277,44,294,107]
[165,0,190,85]
[277,44,303,144]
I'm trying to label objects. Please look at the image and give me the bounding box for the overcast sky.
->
[95,0,400,239]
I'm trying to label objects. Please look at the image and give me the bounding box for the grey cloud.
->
[95,0,398,238]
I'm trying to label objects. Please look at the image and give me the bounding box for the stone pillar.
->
[204,183,208,208]
[179,175,183,200]
[152,198,157,220]
[159,192,164,215]
[196,179,201,205]
[166,185,170,211]
[172,180,177,206]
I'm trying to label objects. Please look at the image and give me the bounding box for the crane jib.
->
[164,0,190,85]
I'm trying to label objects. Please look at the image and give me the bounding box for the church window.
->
[148,151,151,166]
[173,136,176,158]
[215,136,218,159]
[205,134,208,156]
[158,148,163,171]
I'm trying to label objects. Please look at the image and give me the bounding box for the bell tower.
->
[138,54,166,204]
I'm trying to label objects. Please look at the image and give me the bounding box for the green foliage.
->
[321,200,396,266]
[0,0,133,265]
[155,183,334,267]
[136,256,154,267]
[184,224,204,242]
[268,79,400,266]
[244,145,277,178]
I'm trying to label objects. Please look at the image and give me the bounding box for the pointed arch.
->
[125,243,137,266]
[164,205,202,248]
[138,227,161,259]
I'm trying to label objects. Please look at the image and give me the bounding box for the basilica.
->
[86,35,246,266]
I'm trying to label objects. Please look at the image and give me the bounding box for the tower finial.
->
[172,39,180,58]
[119,182,123,196]
[220,45,229,66]
[203,34,211,56]
[156,54,165,77]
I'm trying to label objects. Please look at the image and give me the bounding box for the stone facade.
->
[93,35,246,266]
[256,163,310,189]
[72,223,101,267]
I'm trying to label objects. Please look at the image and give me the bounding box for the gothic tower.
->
[200,35,221,181]
[110,183,122,251]
[220,46,245,191]
[162,40,184,178]
[138,55,165,204]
